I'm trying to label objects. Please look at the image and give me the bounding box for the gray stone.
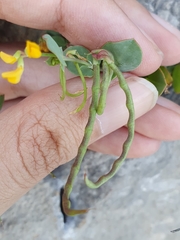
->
[1,0,180,240]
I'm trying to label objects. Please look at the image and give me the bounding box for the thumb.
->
[0,76,157,214]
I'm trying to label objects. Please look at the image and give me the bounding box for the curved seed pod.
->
[85,60,135,189]
[62,61,101,216]
[97,60,113,115]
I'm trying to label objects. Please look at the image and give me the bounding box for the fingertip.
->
[131,29,164,76]
[91,77,158,142]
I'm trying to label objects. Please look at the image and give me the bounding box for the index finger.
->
[0,0,163,75]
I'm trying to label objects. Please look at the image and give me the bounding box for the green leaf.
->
[46,30,61,36]
[46,31,69,50]
[160,66,173,86]
[172,63,180,93]
[101,39,142,72]
[80,65,93,77]
[42,34,66,69]
[167,65,176,75]
[51,36,69,50]
[64,46,93,77]
[145,68,167,95]
[0,94,4,110]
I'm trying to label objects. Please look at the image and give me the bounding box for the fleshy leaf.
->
[42,34,66,69]
[145,68,167,95]
[0,94,4,110]
[172,64,180,93]
[101,39,142,72]
[64,46,93,77]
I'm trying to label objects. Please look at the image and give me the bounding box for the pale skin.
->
[1,0,180,215]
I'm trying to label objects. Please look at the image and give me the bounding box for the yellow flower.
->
[1,66,23,84]
[0,52,17,64]
[25,41,42,58]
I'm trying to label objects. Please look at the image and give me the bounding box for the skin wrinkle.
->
[2,157,27,189]
[17,112,61,177]
[14,148,37,187]
[0,165,16,201]
[17,124,36,181]
[13,98,89,184]
[32,129,47,167]
[17,112,47,179]
[53,93,93,161]
[69,118,84,148]
[0,124,32,194]
[47,130,60,159]
[0,191,13,205]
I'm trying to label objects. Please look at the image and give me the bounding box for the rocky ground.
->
[1,0,180,239]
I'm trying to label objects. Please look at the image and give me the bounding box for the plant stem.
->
[70,63,88,113]
[59,65,66,100]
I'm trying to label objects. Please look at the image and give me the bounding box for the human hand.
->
[1,0,180,215]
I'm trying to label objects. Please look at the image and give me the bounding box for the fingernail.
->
[150,12,180,41]
[95,77,158,137]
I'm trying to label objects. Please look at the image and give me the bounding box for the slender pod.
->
[85,59,135,189]
[97,60,113,115]
[62,60,101,216]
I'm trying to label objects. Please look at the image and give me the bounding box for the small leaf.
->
[172,63,180,93]
[46,31,69,50]
[42,34,66,69]
[145,68,167,95]
[102,39,142,72]
[64,46,93,77]
[0,94,4,110]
